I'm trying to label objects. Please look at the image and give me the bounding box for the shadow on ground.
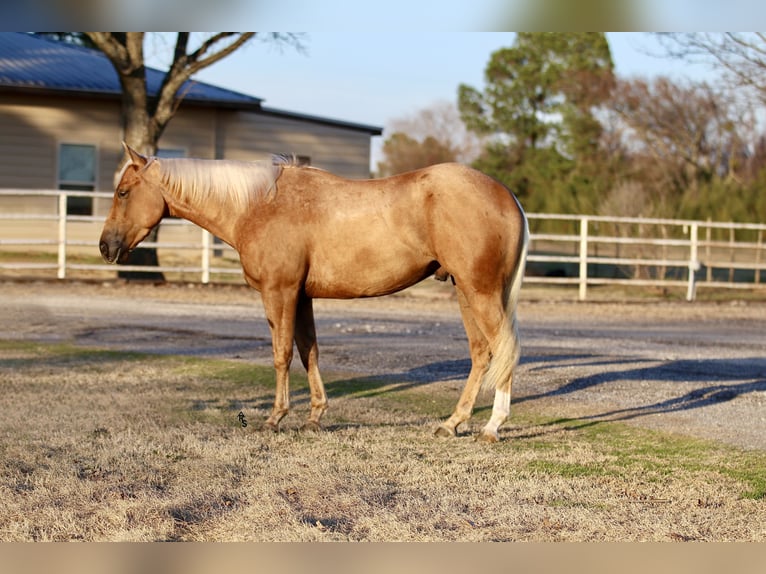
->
[296,354,766,431]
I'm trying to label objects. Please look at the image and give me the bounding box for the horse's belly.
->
[304,247,435,299]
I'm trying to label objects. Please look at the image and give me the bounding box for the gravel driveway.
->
[3,280,765,450]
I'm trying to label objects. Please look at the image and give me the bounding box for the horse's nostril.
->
[98,241,119,263]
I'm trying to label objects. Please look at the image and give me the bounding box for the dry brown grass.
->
[1,340,764,542]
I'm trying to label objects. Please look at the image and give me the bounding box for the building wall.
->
[0,94,123,214]
[157,107,219,160]
[0,93,376,216]
[218,110,374,179]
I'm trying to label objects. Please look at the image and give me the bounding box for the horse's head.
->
[99,142,168,264]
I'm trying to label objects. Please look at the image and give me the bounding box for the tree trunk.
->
[116,164,164,281]
[116,61,165,282]
[117,230,164,283]
[84,32,263,283]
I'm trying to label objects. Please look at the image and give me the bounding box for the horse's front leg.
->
[261,288,299,432]
[295,294,327,431]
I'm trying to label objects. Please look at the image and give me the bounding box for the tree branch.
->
[152,33,256,138]
[186,33,255,75]
[658,33,766,96]
[86,32,301,153]
[84,32,144,75]
[173,32,190,67]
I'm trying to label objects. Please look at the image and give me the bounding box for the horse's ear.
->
[121,141,149,168]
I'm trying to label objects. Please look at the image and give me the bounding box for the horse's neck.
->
[156,158,282,249]
[162,190,241,249]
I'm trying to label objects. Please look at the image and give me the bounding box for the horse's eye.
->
[117,188,129,199]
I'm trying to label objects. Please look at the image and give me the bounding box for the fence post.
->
[57,193,67,279]
[705,218,712,282]
[579,216,588,301]
[201,229,211,284]
[756,229,763,285]
[686,222,699,302]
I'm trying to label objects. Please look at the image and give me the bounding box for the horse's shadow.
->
[237,359,473,428]
[325,358,472,397]
[515,354,766,433]
[239,354,766,434]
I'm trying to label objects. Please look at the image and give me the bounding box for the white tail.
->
[481,209,529,392]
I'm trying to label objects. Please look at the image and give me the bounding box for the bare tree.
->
[82,33,302,279]
[388,100,483,163]
[377,133,458,177]
[610,76,751,193]
[83,33,305,155]
[377,101,482,176]
[657,33,766,103]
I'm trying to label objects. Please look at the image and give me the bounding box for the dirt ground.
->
[2,278,765,451]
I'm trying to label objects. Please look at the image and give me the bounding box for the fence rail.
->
[1,190,766,301]
[525,213,766,300]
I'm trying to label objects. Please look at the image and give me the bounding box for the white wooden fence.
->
[525,214,765,300]
[0,190,243,284]
[1,190,766,301]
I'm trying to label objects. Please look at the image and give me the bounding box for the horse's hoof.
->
[476,431,498,444]
[300,421,322,432]
[434,425,456,438]
[264,420,280,433]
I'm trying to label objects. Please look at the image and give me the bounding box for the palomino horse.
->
[100,143,528,442]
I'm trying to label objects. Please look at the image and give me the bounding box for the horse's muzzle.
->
[99,237,127,264]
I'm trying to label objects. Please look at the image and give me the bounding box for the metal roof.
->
[0,33,382,135]
[0,32,264,108]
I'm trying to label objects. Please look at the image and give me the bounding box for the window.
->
[58,143,96,215]
[155,148,186,220]
[280,154,311,166]
[156,148,186,159]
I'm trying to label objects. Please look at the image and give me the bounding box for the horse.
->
[100,142,529,442]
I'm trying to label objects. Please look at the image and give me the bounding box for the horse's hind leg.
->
[435,287,491,437]
[294,294,327,430]
[470,295,520,443]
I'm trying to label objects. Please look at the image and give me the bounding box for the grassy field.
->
[0,340,764,542]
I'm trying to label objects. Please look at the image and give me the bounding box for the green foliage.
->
[456,34,766,223]
[676,171,766,224]
[459,33,613,150]
[472,144,571,211]
[518,414,766,501]
[459,33,615,214]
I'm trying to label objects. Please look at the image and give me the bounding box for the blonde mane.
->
[155,156,287,210]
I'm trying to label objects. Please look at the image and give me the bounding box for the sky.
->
[26,0,761,36]
[179,32,717,168]
[191,33,714,129]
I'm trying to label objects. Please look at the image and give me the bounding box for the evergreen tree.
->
[458,33,615,213]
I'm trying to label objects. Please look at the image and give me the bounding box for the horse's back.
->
[420,162,519,206]
[265,164,525,298]
[382,163,524,236]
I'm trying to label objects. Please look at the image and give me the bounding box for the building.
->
[0,33,382,216]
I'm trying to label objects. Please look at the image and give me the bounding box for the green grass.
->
[1,340,764,541]
[179,350,766,501]
[509,414,766,500]
[4,340,765,502]
[164,346,766,500]
[721,468,766,500]
[0,340,160,373]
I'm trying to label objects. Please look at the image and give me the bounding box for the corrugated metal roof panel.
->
[0,33,263,107]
